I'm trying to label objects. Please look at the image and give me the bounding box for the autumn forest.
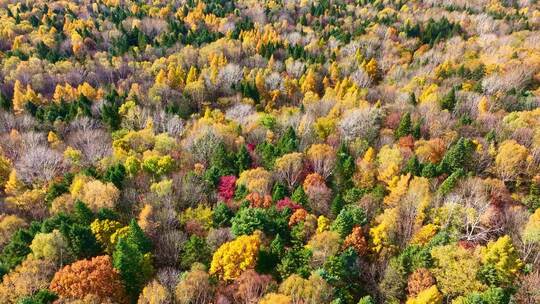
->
[0,0,539,303]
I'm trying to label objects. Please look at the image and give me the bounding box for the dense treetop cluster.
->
[0,0,539,303]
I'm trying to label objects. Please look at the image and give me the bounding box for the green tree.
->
[212,202,234,228]
[235,145,251,174]
[277,246,312,279]
[440,87,456,111]
[291,186,309,209]
[113,237,150,302]
[438,138,475,174]
[330,193,345,218]
[18,289,58,304]
[61,223,101,259]
[125,219,152,254]
[0,224,40,270]
[72,200,94,225]
[103,163,126,189]
[395,112,412,139]
[334,143,355,190]
[277,127,298,155]
[231,207,270,237]
[0,91,11,111]
[331,206,367,237]
[358,295,375,304]
[438,169,464,195]
[272,181,288,201]
[180,235,211,270]
[404,156,423,176]
[211,142,235,176]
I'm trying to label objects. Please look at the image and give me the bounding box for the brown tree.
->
[49,255,127,303]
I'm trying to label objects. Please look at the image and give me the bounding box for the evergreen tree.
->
[0,91,11,111]
[412,121,422,139]
[358,295,375,304]
[440,87,457,111]
[211,142,235,176]
[18,289,58,304]
[235,145,251,174]
[72,200,94,225]
[438,137,475,174]
[421,163,439,178]
[404,156,423,176]
[97,208,120,221]
[103,163,126,188]
[409,92,417,105]
[330,194,346,218]
[331,206,367,237]
[438,169,464,195]
[61,223,101,258]
[180,235,211,270]
[256,142,278,169]
[277,246,312,279]
[113,238,146,302]
[277,126,298,155]
[334,143,355,191]
[126,219,152,254]
[212,202,234,228]
[394,112,412,139]
[272,181,287,201]
[291,186,309,209]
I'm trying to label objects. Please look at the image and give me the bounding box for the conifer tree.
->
[395,112,412,139]
[236,145,251,174]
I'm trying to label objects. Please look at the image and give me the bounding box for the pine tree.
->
[438,137,474,174]
[440,87,456,111]
[272,182,287,201]
[73,200,94,225]
[395,112,412,139]
[412,121,422,139]
[277,127,298,155]
[61,223,101,259]
[404,156,423,176]
[113,238,146,302]
[0,91,11,111]
[409,92,417,105]
[125,219,151,254]
[291,186,309,209]
[212,202,234,228]
[334,143,355,191]
[235,145,251,174]
[330,194,345,218]
[211,142,235,176]
[103,163,126,189]
[438,169,464,195]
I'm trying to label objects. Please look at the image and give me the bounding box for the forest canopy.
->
[0,0,539,303]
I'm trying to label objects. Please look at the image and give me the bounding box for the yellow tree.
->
[259,293,291,304]
[430,244,486,297]
[377,145,403,185]
[12,80,26,114]
[495,140,529,182]
[278,273,333,304]
[210,233,261,281]
[90,219,123,253]
[481,235,523,285]
[237,167,272,195]
[301,68,318,94]
[405,285,442,304]
[354,147,377,188]
[138,280,171,304]
[0,155,12,190]
[370,207,398,255]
